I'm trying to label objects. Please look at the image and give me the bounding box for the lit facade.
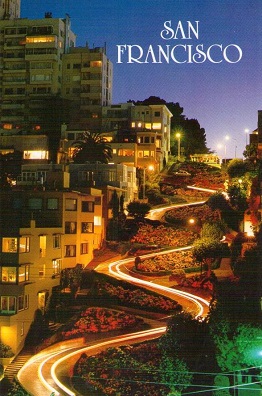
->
[0,188,103,354]
[62,46,113,131]
[0,13,76,132]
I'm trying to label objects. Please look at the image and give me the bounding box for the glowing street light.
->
[176,132,181,160]
[245,128,249,146]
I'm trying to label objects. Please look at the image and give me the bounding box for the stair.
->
[4,348,32,381]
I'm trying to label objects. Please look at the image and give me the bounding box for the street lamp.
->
[224,135,230,164]
[176,132,181,160]
[245,128,249,146]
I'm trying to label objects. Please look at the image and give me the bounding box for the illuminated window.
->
[65,198,77,211]
[2,237,17,253]
[53,234,61,249]
[2,267,17,283]
[145,123,152,129]
[152,123,161,130]
[26,36,55,43]
[113,148,117,154]
[143,151,150,157]
[131,122,135,128]
[19,237,30,253]
[1,296,16,313]
[39,235,46,258]
[94,216,101,226]
[138,122,142,128]
[90,61,102,67]
[19,265,29,283]
[81,243,88,254]
[65,221,77,234]
[52,258,61,275]
[23,150,48,160]
[64,245,76,257]
[3,123,13,129]
[81,222,94,233]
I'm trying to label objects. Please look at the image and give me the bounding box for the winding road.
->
[18,201,211,396]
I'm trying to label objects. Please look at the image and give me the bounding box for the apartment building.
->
[0,0,20,20]
[62,46,113,131]
[0,188,103,354]
[0,10,112,144]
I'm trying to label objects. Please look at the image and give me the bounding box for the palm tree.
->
[71,131,113,164]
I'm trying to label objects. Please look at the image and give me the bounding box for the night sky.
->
[21,1,262,158]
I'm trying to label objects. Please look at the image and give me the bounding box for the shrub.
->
[0,342,14,358]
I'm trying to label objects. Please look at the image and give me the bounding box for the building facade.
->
[0,188,103,354]
[0,11,112,139]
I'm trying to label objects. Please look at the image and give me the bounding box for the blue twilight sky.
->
[21,0,262,158]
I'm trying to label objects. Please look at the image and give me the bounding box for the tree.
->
[200,221,227,240]
[126,200,151,220]
[226,158,247,179]
[110,190,120,219]
[192,237,229,271]
[159,353,192,395]
[72,131,113,163]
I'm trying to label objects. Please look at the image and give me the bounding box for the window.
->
[28,198,42,210]
[95,196,101,205]
[1,296,16,314]
[81,222,94,233]
[154,111,160,117]
[1,266,17,283]
[47,198,58,210]
[64,245,76,257]
[52,258,61,275]
[80,243,88,254]
[18,295,24,311]
[152,122,161,130]
[19,237,30,253]
[94,216,101,226]
[19,265,29,283]
[65,198,77,211]
[53,234,61,249]
[65,221,77,234]
[2,237,17,253]
[39,235,46,258]
[144,136,150,143]
[82,201,94,212]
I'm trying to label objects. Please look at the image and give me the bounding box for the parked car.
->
[174,170,191,176]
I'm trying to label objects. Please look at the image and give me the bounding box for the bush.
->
[0,342,14,358]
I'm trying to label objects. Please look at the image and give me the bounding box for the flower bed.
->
[136,249,194,273]
[62,307,142,339]
[72,342,169,396]
[93,281,182,313]
[164,203,220,224]
[131,224,197,247]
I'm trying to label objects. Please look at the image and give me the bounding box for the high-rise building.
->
[0,0,20,20]
[0,10,112,149]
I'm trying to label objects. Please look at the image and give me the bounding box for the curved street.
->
[17,201,213,395]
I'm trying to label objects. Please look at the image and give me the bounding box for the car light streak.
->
[187,185,217,193]
[108,258,210,317]
[147,200,206,218]
[51,327,166,396]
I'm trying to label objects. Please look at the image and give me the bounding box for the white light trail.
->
[51,327,166,395]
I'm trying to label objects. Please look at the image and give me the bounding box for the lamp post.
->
[176,132,181,160]
[224,135,230,163]
[245,128,249,146]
